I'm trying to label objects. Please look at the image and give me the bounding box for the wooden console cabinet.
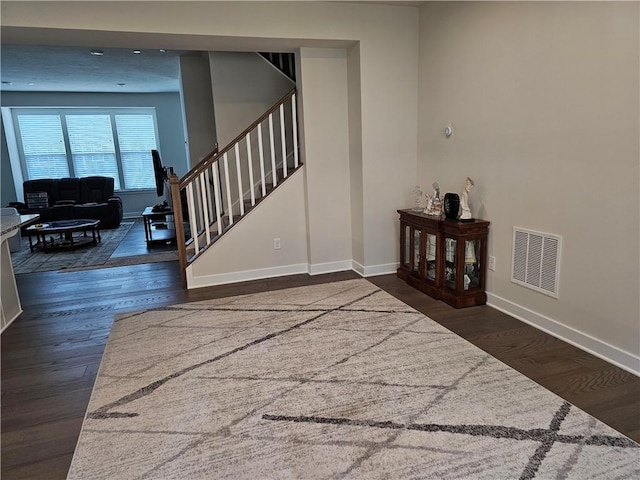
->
[397,209,489,308]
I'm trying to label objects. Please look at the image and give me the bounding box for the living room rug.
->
[68,279,639,479]
[61,251,178,272]
[11,222,134,274]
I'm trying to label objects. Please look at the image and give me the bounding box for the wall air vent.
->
[511,227,562,298]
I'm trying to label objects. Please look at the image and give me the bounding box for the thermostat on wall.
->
[444,125,453,138]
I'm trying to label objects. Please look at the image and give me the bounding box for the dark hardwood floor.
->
[2,220,638,479]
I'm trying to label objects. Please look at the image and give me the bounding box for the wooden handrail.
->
[169,172,187,287]
[180,87,296,189]
[181,144,219,187]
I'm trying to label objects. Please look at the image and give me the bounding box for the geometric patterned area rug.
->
[61,251,178,272]
[67,279,639,479]
[11,222,134,274]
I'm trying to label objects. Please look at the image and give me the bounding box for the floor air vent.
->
[511,227,562,298]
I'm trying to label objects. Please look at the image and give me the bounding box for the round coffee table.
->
[26,219,101,253]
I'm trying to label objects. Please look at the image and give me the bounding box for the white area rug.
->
[68,279,639,479]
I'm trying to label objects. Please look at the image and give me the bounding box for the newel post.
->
[169,173,187,287]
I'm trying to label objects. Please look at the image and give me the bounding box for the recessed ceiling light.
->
[90,50,104,56]
[2,81,13,85]
[159,49,167,53]
[27,82,35,86]
[117,83,126,87]
[133,50,141,54]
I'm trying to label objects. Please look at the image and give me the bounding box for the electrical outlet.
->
[273,238,281,250]
[488,256,496,271]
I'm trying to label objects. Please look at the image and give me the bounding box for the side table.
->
[142,206,176,244]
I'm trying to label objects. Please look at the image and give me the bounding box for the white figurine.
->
[459,177,475,220]
[424,182,443,216]
[424,192,433,212]
[412,185,423,211]
[432,182,441,202]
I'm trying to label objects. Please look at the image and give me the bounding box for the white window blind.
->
[115,114,157,189]
[16,114,70,179]
[13,108,160,191]
[66,115,121,189]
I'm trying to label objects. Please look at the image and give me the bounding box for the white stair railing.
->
[170,88,299,284]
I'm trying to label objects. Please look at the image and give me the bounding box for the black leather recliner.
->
[9,176,123,229]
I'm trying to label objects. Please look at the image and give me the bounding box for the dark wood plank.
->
[2,227,638,480]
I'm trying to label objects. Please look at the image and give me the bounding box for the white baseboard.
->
[351,260,365,276]
[186,259,399,289]
[309,260,353,276]
[351,261,398,277]
[487,292,640,376]
[352,261,398,277]
[186,263,309,289]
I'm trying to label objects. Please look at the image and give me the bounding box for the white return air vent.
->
[511,227,562,298]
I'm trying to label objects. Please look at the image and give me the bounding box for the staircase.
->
[259,52,296,82]
[169,87,300,285]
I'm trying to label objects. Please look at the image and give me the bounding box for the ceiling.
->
[0,44,192,93]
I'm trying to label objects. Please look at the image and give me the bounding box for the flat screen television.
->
[152,149,166,197]
[151,150,174,212]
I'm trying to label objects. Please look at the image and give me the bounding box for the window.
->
[17,114,69,179]
[13,108,159,191]
[67,114,120,189]
[115,115,157,190]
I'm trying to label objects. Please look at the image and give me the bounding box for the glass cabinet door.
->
[412,229,422,276]
[464,239,481,290]
[444,237,457,289]
[402,224,411,269]
[398,211,489,308]
[426,233,436,281]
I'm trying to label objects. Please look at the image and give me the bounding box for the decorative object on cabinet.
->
[411,185,424,211]
[443,193,460,220]
[424,182,443,216]
[397,209,489,308]
[459,177,475,221]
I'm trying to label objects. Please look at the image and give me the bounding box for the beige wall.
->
[187,168,309,287]
[298,47,353,272]
[348,43,365,270]
[418,2,639,362]
[359,21,419,272]
[209,51,294,148]
[179,54,217,168]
